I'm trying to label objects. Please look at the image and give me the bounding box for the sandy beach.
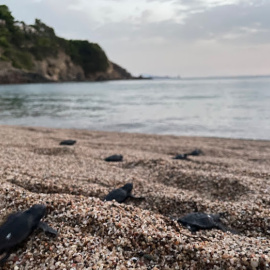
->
[0,125,269,269]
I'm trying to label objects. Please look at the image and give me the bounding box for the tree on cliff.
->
[0,5,15,31]
[67,40,109,74]
[0,5,25,47]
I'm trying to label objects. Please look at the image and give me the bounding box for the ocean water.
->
[0,77,269,140]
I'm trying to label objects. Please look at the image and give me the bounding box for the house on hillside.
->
[14,21,36,33]
[0,19,6,26]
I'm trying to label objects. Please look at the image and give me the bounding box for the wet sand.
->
[0,125,269,269]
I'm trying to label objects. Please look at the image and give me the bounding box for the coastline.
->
[0,125,269,269]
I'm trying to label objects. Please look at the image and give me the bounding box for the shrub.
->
[3,48,33,70]
[67,40,109,74]
[0,36,9,47]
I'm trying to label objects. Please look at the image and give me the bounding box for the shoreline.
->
[0,123,269,143]
[0,125,269,269]
[0,76,148,86]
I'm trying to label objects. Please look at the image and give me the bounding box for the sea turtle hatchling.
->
[173,153,188,160]
[104,154,123,162]
[104,183,145,203]
[177,212,233,233]
[186,149,203,156]
[59,140,76,146]
[0,204,57,264]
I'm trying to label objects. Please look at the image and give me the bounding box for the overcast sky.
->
[2,0,270,77]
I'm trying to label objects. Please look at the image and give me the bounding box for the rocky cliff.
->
[0,52,133,84]
[0,5,133,84]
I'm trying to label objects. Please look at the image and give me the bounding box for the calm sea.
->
[0,77,269,140]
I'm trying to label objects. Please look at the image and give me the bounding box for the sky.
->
[1,0,270,77]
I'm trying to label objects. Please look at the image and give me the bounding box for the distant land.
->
[183,74,270,80]
[139,74,181,80]
[0,5,134,84]
[140,74,270,80]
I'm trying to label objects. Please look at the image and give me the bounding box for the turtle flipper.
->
[0,252,11,265]
[38,222,58,236]
[216,222,238,234]
[215,222,228,232]
[129,194,145,200]
[187,225,200,233]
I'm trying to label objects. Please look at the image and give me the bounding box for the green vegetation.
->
[0,5,109,74]
[3,48,33,69]
[28,19,59,60]
[66,40,109,73]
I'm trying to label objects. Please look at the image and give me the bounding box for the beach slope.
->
[0,125,269,269]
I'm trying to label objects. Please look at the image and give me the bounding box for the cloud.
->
[88,0,270,76]
[180,1,270,43]
[4,0,270,44]
[94,0,270,44]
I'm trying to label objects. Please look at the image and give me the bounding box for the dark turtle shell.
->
[0,205,46,252]
[186,149,203,156]
[173,154,188,160]
[104,154,123,162]
[59,140,76,145]
[0,204,57,264]
[177,212,223,232]
[0,204,46,264]
[104,183,133,203]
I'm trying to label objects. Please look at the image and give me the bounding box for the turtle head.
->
[211,212,226,221]
[27,204,46,220]
[176,218,187,227]
[217,212,227,219]
[122,183,133,193]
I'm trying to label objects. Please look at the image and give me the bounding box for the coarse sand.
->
[0,125,269,269]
